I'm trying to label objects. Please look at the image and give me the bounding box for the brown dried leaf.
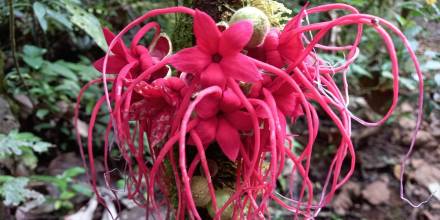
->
[362,181,390,205]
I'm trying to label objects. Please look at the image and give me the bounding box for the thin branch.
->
[8,0,32,96]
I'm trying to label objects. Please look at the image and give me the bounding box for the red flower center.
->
[211,53,223,63]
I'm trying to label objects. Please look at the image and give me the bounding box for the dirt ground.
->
[318,20,440,220]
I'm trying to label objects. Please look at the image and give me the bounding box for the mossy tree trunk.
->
[169,1,245,218]
[172,0,245,51]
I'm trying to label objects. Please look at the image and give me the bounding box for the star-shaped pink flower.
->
[170,10,262,87]
[191,87,252,161]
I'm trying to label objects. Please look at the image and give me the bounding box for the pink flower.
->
[94,28,171,81]
[278,7,306,64]
[191,87,252,161]
[247,28,284,68]
[247,6,307,67]
[170,10,262,87]
[250,76,303,118]
[130,77,186,148]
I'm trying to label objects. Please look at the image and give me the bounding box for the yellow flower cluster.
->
[426,0,437,6]
[248,0,292,27]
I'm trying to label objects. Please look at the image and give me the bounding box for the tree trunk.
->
[172,0,244,51]
[169,1,245,218]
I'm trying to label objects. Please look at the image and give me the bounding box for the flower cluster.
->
[76,3,424,219]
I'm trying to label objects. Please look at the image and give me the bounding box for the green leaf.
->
[23,45,46,57]
[337,0,366,7]
[59,190,75,200]
[71,183,92,196]
[408,39,419,51]
[351,64,372,78]
[434,74,440,86]
[1,177,29,205]
[33,2,48,32]
[22,45,46,69]
[46,9,72,30]
[0,177,45,207]
[36,109,49,119]
[55,80,81,94]
[423,60,440,70]
[27,141,51,154]
[23,56,44,69]
[393,13,406,26]
[63,0,107,51]
[116,179,125,189]
[0,132,27,156]
[62,167,85,178]
[45,61,78,81]
[54,200,62,210]
[424,50,438,58]
[20,149,38,170]
[404,26,423,38]
[0,131,52,157]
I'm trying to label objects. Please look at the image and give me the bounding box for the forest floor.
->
[320,20,440,220]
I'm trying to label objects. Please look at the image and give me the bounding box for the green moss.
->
[171,0,194,51]
[162,157,178,208]
[171,0,247,51]
[172,13,194,51]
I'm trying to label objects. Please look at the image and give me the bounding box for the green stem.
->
[8,0,31,95]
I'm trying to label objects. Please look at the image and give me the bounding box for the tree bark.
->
[172,0,244,51]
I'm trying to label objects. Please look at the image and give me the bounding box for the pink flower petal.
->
[103,28,129,58]
[274,83,300,116]
[219,21,253,56]
[279,5,307,63]
[266,51,284,68]
[170,47,210,74]
[255,105,270,119]
[279,35,303,64]
[200,63,226,87]
[165,77,186,91]
[247,46,266,62]
[263,29,280,51]
[248,81,263,98]
[148,109,172,148]
[194,10,221,54]
[139,52,154,71]
[193,117,218,145]
[149,66,169,82]
[224,111,253,131]
[216,118,242,161]
[93,56,127,74]
[220,54,262,83]
[260,123,270,152]
[263,30,284,68]
[134,82,163,98]
[195,92,221,119]
[277,109,287,141]
[220,87,241,112]
[276,92,300,116]
[149,33,172,60]
[282,4,307,33]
